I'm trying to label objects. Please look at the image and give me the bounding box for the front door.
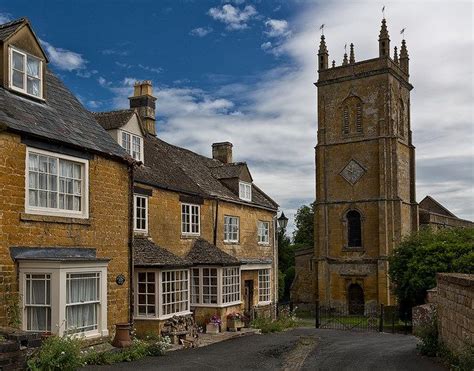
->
[348,283,364,315]
[244,280,254,313]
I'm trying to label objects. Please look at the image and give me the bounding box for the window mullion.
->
[157,271,161,318]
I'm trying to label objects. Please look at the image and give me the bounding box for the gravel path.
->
[84,328,445,370]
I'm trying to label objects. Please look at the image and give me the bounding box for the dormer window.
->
[239,181,252,202]
[9,47,43,99]
[121,131,143,162]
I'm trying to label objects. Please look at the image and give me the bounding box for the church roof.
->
[419,196,457,218]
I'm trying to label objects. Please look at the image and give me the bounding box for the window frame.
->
[120,130,143,162]
[346,210,363,248]
[24,273,51,332]
[238,181,252,202]
[181,203,201,236]
[190,266,241,308]
[25,147,89,219]
[134,269,191,320]
[224,215,240,243]
[9,46,44,99]
[133,194,148,233]
[258,269,271,304]
[257,221,270,245]
[19,260,108,338]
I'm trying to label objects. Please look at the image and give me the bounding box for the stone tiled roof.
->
[0,18,26,41]
[419,196,456,217]
[92,109,136,130]
[135,135,278,210]
[133,236,191,267]
[10,247,109,262]
[186,238,240,266]
[0,70,131,162]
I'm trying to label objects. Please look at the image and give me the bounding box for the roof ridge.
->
[0,17,27,29]
[91,108,134,116]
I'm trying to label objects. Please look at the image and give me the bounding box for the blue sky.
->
[1,0,473,232]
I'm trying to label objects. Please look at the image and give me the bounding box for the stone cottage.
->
[0,18,134,339]
[94,81,279,334]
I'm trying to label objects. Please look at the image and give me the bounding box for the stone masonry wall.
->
[436,273,473,352]
[0,131,131,334]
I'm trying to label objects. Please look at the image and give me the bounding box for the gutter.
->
[128,163,135,326]
[213,198,219,245]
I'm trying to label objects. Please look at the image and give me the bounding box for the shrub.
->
[27,336,83,371]
[415,316,439,357]
[251,307,299,333]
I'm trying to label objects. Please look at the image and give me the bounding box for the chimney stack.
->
[212,142,233,164]
[129,80,157,136]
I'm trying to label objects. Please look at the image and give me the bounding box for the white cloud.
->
[0,12,11,24]
[40,40,87,71]
[102,49,129,56]
[190,27,213,37]
[103,1,474,229]
[264,19,290,38]
[261,41,272,51]
[208,4,257,30]
[138,64,162,74]
[87,100,102,109]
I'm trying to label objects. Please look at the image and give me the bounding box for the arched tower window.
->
[398,99,405,137]
[346,210,362,247]
[341,96,363,136]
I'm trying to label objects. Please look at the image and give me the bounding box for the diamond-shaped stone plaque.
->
[340,160,365,185]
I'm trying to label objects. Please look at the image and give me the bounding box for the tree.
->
[292,202,315,248]
[389,227,474,314]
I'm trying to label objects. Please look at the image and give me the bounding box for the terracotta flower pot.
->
[112,323,132,348]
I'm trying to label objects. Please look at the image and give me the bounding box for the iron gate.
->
[316,303,380,332]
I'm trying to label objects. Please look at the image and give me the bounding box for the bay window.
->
[258,269,271,303]
[19,261,108,338]
[258,221,270,244]
[134,195,148,233]
[191,266,241,307]
[224,216,239,243]
[181,203,200,236]
[10,47,43,98]
[26,148,88,218]
[135,269,190,319]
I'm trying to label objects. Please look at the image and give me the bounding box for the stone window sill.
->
[180,234,200,240]
[223,241,240,246]
[20,212,91,225]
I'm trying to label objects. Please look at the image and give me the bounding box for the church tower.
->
[314,18,418,309]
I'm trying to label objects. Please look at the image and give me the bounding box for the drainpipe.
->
[213,198,219,245]
[128,163,135,326]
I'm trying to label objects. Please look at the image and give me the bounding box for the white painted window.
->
[135,270,190,319]
[258,221,270,244]
[224,216,239,243]
[161,270,189,315]
[222,267,240,304]
[26,148,89,219]
[25,274,51,332]
[9,47,43,98]
[191,266,241,307]
[121,131,143,162]
[20,261,108,338]
[65,273,100,335]
[134,195,148,233]
[258,269,271,303]
[181,203,200,236]
[239,181,252,202]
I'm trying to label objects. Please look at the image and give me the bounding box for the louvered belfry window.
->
[347,210,362,247]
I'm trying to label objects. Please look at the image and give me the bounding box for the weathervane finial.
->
[382,5,386,19]
[319,24,325,36]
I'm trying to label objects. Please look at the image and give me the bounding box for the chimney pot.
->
[212,142,233,164]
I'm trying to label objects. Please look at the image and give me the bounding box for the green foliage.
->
[415,316,439,357]
[27,335,83,371]
[278,269,285,299]
[283,266,295,301]
[389,227,474,311]
[83,337,171,365]
[251,307,299,333]
[292,202,315,248]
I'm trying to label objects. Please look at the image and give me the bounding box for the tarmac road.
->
[85,328,445,370]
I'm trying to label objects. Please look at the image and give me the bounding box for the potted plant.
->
[227,313,246,332]
[205,315,221,334]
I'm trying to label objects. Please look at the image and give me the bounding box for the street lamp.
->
[277,212,288,231]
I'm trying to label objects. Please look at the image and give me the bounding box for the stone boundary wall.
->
[436,273,473,352]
